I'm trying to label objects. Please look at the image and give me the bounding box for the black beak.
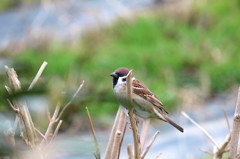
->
[110,72,118,78]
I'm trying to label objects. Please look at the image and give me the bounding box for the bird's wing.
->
[132,80,168,114]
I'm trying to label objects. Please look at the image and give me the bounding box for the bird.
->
[110,67,184,133]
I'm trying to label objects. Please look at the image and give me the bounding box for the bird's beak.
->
[110,72,118,78]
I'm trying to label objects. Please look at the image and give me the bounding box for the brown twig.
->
[182,111,220,148]
[86,107,101,159]
[28,61,48,91]
[126,70,141,159]
[229,87,240,159]
[56,80,84,122]
[141,131,160,159]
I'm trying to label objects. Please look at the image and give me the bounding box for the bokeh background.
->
[0,0,239,158]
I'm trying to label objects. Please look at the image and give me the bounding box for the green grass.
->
[1,0,240,119]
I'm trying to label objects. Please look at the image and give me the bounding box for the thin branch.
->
[127,144,134,159]
[141,131,160,159]
[224,110,231,132]
[28,61,48,91]
[86,107,100,159]
[229,87,240,159]
[56,80,84,121]
[182,111,220,149]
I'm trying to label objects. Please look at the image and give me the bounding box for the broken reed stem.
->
[28,61,48,91]
[126,70,141,159]
[127,144,134,159]
[86,107,101,159]
[229,87,240,159]
[5,66,37,148]
[140,119,150,150]
[104,107,127,159]
[182,111,220,149]
[141,131,160,159]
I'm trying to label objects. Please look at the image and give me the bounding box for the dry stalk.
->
[182,111,220,148]
[49,120,63,143]
[86,107,101,159]
[28,61,48,91]
[127,144,134,159]
[141,131,160,159]
[223,110,231,132]
[182,111,231,159]
[213,134,231,159]
[5,66,37,148]
[126,70,141,159]
[40,103,60,146]
[229,87,240,159]
[104,107,127,159]
[140,119,150,150]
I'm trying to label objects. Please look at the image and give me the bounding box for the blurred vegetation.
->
[1,0,240,122]
[0,0,39,11]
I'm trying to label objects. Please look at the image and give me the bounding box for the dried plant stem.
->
[229,87,240,159]
[104,107,127,159]
[182,111,220,148]
[40,103,60,146]
[5,66,37,148]
[126,70,141,159]
[140,119,150,150]
[224,110,231,132]
[50,120,63,143]
[28,61,48,91]
[86,107,101,159]
[141,131,160,159]
[213,134,231,159]
[127,144,134,159]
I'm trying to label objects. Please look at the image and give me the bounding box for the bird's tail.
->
[164,115,184,133]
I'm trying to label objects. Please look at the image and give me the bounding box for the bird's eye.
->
[122,78,126,82]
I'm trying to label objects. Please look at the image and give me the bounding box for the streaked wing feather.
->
[132,80,168,114]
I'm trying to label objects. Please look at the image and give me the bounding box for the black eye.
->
[122,78,126,82]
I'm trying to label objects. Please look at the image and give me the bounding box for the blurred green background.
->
[0,0,240,127]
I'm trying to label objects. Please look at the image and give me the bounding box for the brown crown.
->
[115,67,130,76]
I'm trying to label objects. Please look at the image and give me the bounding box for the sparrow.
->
[110,67,184,132]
